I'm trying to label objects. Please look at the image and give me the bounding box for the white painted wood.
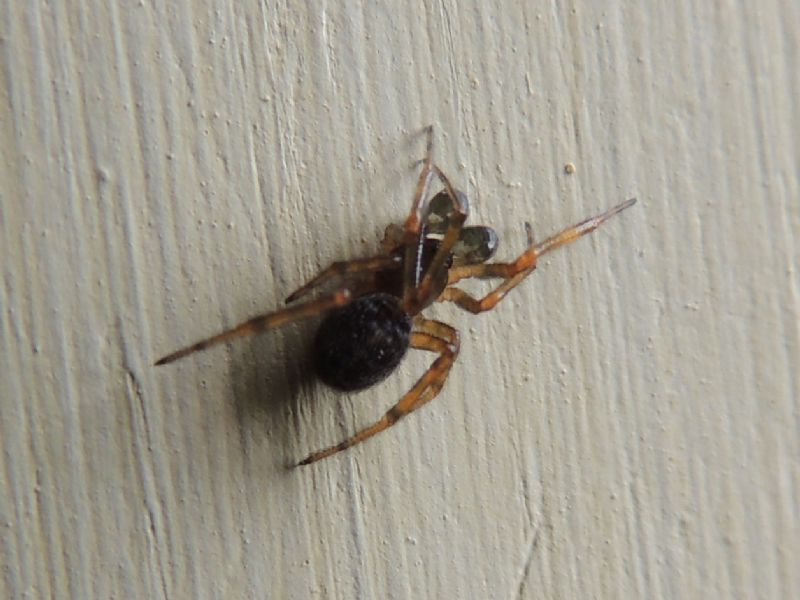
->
[1,2,797,598]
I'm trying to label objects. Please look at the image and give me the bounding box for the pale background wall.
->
[1,2,797,599]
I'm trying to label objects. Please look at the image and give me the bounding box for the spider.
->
[155,126,636,466]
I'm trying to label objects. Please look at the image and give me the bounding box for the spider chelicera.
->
[156,126,635,466]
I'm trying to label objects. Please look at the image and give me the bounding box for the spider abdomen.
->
[314,293,412,391]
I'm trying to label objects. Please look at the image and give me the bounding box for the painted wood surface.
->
[1,2,797,598]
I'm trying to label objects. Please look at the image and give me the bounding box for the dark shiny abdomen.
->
[314,293,412,391]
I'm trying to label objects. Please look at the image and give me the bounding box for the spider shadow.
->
[226,319,324,471]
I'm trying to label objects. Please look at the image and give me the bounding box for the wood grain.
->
[1,2,797,598]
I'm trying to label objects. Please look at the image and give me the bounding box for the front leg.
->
[439,199,637,314]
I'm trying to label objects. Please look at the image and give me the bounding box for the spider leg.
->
[154,288,353,366]
[401,126,469,313]
[297,319,459,466]
[285,254,400,304]
[401,125,436,235]
[438,270,535,314]
[401,128,437,295]
[440,198,637,314]
[404,165,468,314]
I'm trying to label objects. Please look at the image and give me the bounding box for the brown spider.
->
[155,126,636,466]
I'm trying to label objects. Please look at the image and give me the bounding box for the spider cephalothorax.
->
[156,126,635,466]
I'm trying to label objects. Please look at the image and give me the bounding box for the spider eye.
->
[453,226,499,264]
[426,190,469,234]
